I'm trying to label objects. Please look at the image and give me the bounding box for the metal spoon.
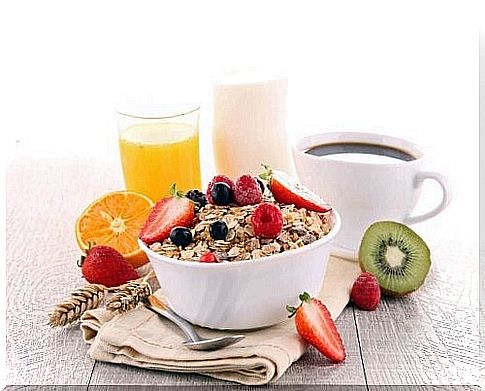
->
[144,295,245,351]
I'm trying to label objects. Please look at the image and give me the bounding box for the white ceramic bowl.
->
[138,209,341,330]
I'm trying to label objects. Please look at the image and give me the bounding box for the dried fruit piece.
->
[199,252,219,263]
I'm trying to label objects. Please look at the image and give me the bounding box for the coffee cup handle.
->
[403,171,451,225]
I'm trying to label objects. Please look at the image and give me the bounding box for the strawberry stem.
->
[169,183,185,198]
[287,291,312,318]
[77,242,94,267]
[286,305,298,318]
[77,254,86,267]
[299,291,311,303]
[259,163,273,181]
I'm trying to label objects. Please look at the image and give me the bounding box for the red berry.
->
[262,166,331,212]
[206,175,235,204]
[351,272,381,311]
[287,292,346,363]
[199,252,219,263]
[139,196,195,245]
[79,245,139,287]
[234,174,263,206]
[251,203,283,239]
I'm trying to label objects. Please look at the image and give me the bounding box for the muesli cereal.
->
[140,169,333,263]
[149,199,331,262]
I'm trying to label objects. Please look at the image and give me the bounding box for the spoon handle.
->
[145,295,201,343]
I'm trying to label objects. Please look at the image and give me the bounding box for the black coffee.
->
[305,142,416,163]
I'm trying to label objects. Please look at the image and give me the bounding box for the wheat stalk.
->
[49,271,157,327]
[106,272,154,313]
[48,284,106,327]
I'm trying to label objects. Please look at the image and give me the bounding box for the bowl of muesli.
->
[138,170,341,329]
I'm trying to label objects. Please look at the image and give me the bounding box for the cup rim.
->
[292,131,425,167]
[116,103,200,120]
[138,208,341,269]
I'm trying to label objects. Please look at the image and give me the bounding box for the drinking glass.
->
[117,105,201,201]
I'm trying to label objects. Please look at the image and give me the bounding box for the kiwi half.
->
[359,221,431,297]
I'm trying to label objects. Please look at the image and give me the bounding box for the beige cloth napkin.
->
[80,256,360,385]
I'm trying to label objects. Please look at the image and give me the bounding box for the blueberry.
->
[211,182,233,205]
[209,221,229,240]
[255,177,265,194]
[186,189,207,209]
[169,227,193,248]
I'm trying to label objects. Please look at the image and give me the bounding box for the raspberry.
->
[251,203,283,239]
[351,272,381,311]
[234,174,263,206]
[206,175,235,204]
[199,252,219,263]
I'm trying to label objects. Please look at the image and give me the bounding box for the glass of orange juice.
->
[117,104,201,202]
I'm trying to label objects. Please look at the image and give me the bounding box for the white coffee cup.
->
[292,132,451,259]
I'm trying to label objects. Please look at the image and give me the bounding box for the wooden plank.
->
[275,306,365,386]
[88,306,365,386]
[89,386,366,391]
[368,386,481,391]
[354,244,480,386]
[6,158,122,385]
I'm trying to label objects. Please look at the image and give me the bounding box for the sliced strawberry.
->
[261,166,331,212]
[287,292,346,363]
[139,196,195,245]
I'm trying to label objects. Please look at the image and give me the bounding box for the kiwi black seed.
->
[358,221,431,297]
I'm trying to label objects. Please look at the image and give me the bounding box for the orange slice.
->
[75,191,154,268]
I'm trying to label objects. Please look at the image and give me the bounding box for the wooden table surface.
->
[5,156,481,389]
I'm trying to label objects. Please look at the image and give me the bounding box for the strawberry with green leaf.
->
[287,292,346,363]
[139,184,195,245]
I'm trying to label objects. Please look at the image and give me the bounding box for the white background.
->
[2,1,479,247]
[0,0,482,386]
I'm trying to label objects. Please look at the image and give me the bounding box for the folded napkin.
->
[81,256,360,385]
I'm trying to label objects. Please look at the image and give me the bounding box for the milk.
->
[212,70,292,177]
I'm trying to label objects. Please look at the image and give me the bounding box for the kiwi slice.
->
[359,221,431,297]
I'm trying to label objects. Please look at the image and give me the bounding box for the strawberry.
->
[139,192,195,245]
[287,292,346,363]
[260,165,331,213]
[199,252,219,263]
[78,245,139,287]
[351,272,381,311]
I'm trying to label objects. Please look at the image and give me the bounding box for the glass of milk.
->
[212,68,292,177]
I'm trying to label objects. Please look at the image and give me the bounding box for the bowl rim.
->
[138,208,341,269]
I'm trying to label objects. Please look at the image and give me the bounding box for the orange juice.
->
[119,122,201,201]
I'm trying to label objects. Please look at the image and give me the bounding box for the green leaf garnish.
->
[169,183,185,198]
[259,163,273,181]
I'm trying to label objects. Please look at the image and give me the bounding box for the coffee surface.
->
[305,142,416,163]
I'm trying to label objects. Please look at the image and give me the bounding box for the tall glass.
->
[117,105,201,202]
